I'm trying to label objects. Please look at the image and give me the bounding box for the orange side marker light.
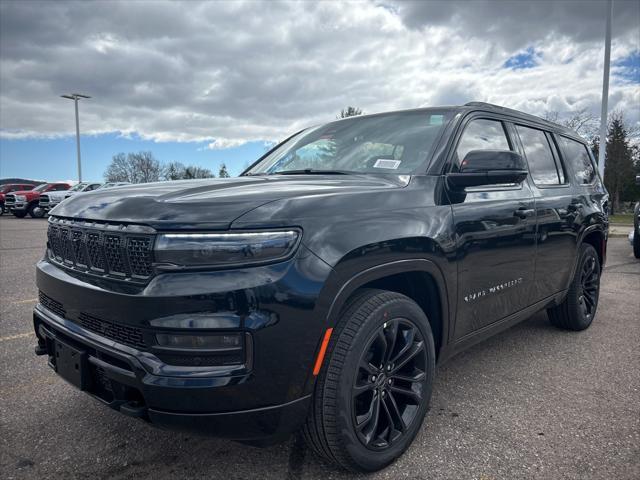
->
[312,328,333,376]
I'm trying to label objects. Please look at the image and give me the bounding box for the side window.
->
[455,119,511,168]
[557,136,596,184]
[56,184,67,191]
[516,125,560,185]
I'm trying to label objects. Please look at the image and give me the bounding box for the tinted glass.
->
[246,111,453,175]
[557,136,596,184]
[516,125,560,185]
[455,119,510,168]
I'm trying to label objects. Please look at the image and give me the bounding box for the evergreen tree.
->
[218,163,230,178]
[603,113,634,214]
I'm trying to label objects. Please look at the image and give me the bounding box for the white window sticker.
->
[373,159,401,169]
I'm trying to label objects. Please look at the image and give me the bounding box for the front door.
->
[447,117,537,340]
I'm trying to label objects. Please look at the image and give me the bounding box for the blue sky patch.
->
[504,47,540,70]
[0,133,270,182]
[613,51,640,84]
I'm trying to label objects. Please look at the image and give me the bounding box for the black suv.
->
[33,102,608,472]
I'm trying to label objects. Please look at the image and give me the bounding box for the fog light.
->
[155,333,241,350]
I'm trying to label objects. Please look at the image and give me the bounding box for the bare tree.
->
[104,151,163,183]
[338,106,363,118]
[164,161,186,180]
[183,165,214,179]
[543,107,598,139]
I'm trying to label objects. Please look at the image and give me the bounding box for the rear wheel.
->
[28,203,45,218]
[303,289,435,472]
[547,244,600,331]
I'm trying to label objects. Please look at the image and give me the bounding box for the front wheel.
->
[547,244,601,331]
[303,289,436,472]
[28,203,45,218]
[12,210,27,218]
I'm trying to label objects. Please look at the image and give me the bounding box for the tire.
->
[12,210,27,218]
[634,229,640,259]
[28,203,44,218]
[303,289,436,472]
[547,244,601,331]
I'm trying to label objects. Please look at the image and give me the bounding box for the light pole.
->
[597,0,613,179]
[61,93,91,182]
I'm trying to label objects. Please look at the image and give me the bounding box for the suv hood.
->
[51,175,409,230]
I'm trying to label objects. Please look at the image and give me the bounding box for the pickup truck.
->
[0,183,36,215]
[39,182,102,214]
[6,182,71,218]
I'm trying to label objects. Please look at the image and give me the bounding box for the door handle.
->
[513,207,535,219]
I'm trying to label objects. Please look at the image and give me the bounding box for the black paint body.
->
[33,103,608,443]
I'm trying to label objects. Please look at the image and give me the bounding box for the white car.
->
[39,182,101,213]
[64,182,102,199]
[96,182,131,189]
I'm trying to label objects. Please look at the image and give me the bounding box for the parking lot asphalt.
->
[0,214,638,480]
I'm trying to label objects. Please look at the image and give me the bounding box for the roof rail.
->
[462,101,573,134]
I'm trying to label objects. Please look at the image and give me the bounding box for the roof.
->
[461,101,578,138]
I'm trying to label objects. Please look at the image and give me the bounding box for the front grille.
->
[5,194,15,206]
[47,216,155,282]
[38,290,147,349]
[78,312,146,349]
[39,291,66,318]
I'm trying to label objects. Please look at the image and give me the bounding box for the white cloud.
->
[0,0,638,147]
[206,139,247,150]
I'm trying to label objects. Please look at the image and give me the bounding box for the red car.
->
[5,182,71,218]
[0,183,36,215]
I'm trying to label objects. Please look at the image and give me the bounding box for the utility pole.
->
[61,93,91,182]
[598,0,613,179]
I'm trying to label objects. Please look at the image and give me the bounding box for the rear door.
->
[512,124,577,300]
[448,115,537,340]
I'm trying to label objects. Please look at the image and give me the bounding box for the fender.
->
[562,224,607,296]
[301,257,454,396]
[325,258,453,359]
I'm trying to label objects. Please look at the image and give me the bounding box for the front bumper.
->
[34,249,332,441]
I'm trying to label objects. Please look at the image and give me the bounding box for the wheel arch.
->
[325,259,451,361]
[580,226,607,268]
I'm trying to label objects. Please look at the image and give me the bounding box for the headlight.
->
[14,195,26,202]
[154,230,300,268]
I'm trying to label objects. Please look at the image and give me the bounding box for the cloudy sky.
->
[1,0,638,180]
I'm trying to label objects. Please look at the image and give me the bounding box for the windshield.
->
[33,184,49,192]
[246,110,453,175]
[69,182,88,192]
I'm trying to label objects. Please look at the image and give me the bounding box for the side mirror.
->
[447,150,528,189]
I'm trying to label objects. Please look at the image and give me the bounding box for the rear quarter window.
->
[557,136,596,185]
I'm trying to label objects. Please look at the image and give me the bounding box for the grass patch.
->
[609,214,634,225]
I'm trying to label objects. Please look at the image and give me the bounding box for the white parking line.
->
[0,332,34,342]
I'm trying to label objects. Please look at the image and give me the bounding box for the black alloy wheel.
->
[578,254,599,322]
[303,289,435,472]
[352,318,427,450]
[548,243,601,331]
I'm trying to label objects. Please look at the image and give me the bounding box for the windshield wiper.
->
[270,169,353,175]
